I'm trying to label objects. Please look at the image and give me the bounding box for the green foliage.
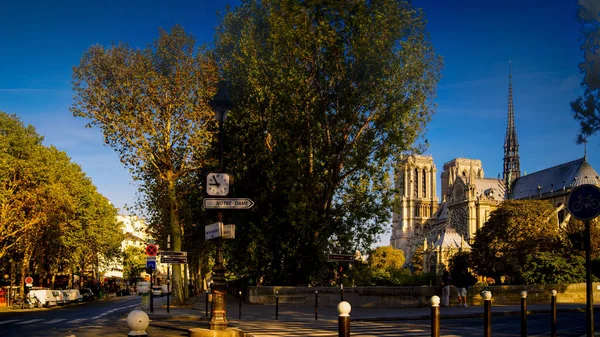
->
[368,246,405,270]
[123,246,147,281]
[521,252,586,284]
[570,0,600,143]
[215,0,442,285]
[470,200,564,283]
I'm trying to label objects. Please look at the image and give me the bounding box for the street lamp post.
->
[208,81,232,331]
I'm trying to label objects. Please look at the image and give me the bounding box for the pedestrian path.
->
[0,303,138,327]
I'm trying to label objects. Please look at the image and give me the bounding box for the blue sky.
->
[0,0,590,245]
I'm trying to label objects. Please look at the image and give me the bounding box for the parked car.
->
[151,286,163,297]
[64,289,82,302]
[28,289,57,307]
[79,288,94,301]
[52,290,67,305]
[117,289,131,296]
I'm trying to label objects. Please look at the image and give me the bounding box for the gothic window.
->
[451,207,469,238]
[414,169,419,197]
[422,169,427,197]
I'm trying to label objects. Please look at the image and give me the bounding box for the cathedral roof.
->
[474,178,505,201]
[434,226,471,250]
[511,157,600,199]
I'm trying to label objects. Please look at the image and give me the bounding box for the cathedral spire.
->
[503,61,520,197]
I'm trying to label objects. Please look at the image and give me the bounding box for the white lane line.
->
[0,319,20,325]
[44,319,67,324]
[16,319,44,324]
[67,318,87,324]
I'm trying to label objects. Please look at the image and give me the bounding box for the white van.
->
[136,281,150,295]
[28,289,57,307]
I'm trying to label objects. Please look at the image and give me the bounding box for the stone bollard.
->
[315,290,318,321]
[520,291,527,337]
[338,301,351,337]
[127,310,149,337]
[275,290,279,320]
[550,290,557,337]
[431,295,440,337]
[483,291,492,337]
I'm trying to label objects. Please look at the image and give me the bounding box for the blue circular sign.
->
[568,184,600,221]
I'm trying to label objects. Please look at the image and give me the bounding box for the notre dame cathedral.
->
[390,65,600,273]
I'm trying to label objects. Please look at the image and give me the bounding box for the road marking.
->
[44,319,67,324]
[68,318,87,323]
[16,319,44,324]
[0,319,20,325]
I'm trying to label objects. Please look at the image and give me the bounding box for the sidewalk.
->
[145,293,591,333]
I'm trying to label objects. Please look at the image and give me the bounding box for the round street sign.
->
[24,276,33,284]
[568,184,600,221]
[146,244,158,257]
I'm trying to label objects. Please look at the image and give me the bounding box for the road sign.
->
[25,276,33,286]
[161,257,188,264]
[146,260,156,270]
[203,198,254,210]
[146,256,157,261]
[205,222,223,240]
[223,224,235,239]
[146,243,158,257]
[327,254,355,262]
[568,184,600,221]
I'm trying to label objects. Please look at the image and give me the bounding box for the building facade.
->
[390,65,600,273]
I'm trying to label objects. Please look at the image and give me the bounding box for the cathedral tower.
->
[503,62,520,196]
[390,155,438,261]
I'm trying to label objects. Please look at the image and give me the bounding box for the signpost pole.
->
[585,219,594,337]
[167,235,171,314]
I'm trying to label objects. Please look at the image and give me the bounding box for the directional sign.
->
[161,257,188,264]
[203,198,254,210]
[568,184,600,221]
[223,224,235,239]
[205,222,223,240]
[327,254,355,262]
[160,251,187,257]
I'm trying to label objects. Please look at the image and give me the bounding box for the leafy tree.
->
[410,246,425,273]
[571,0,600,142]
[365,246,406,285]
[521,252,586,284]
[215,0,442,285]
[71,25,220,303]
[123,246,147,282]
[470,200,564,283]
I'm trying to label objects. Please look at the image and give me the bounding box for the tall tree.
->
[571,0,600,142]
[215,0,442,284]
[71,25,220,303]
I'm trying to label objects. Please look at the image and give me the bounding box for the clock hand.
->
[210,176,220,186]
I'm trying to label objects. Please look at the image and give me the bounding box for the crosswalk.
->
[0,304,138,327]
[232,320,442,337]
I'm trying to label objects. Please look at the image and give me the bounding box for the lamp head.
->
[209,81,232,123]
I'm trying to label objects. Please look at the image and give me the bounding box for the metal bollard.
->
[315,290,318,320]
[341,284,344,302]
[431,295,440,337]
[483,291,492,337]
[239,291,242,320]
[276,290,279,320]
[205,290,209,317]
[338,301,351,337]
[551,290,557,337]
[520,291,527,337]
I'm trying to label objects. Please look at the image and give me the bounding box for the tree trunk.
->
[167,170,184,304]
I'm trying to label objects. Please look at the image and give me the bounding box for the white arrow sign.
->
[203,198,254,210]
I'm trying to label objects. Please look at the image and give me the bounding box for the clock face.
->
[206,173,230,196]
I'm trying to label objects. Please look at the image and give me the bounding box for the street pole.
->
[167,235,170,313]
[585,219,594,337]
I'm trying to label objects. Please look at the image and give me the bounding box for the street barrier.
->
[431,295,440,337]
[521,291,527,337]
[315,290,318,320]
[275,291,279,320]
[239,291,243,320]
[338,301,351,337]
[484,291,492,337]
[127,309,149,337]
[341,284,344,302]
[205,290,209,317]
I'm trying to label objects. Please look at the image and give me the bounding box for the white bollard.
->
[127,310,149,336]
[338,301,351,337]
